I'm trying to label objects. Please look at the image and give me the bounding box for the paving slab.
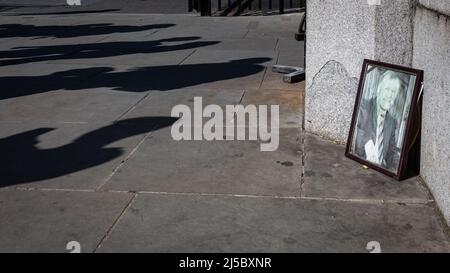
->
[0,0,190,15]
[149,18,251,40]
[0,39,103,67]
[260,69,304,91]
[276,38,304,52]
[73,60,265,92]
[48,46,195,66]
[0,22,118,40]
[0,89,148,123]
[204,37,278,52]
[151,28,249,41]
[0,19,133,49]
[303,134,431,202]
[63,13,196,25]
[0,26,213,66]
[102,128,302,196]
[0,63,108,99]
[0,190,132,253]
[0,14,186,26]
[277,47,305,67]
[181,48,276,66]
[0,15,84,24]
[0,66,152,122]
[241,88,303,128]
[245,15,302,40]
[38,44,203,66]
[120,88,245,120]
[95,28,161,43]
[78,59,267,91]
[0,37,14,47]
[98,193,450,253]
[0,118,177,189]
[0,34,107,51]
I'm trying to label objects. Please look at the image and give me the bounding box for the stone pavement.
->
[0,10,449,253]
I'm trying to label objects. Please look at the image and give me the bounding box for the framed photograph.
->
[346,59,423,180]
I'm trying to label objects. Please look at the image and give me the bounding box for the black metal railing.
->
[190,0,305,16]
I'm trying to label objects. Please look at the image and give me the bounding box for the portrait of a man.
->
[347,61,419,175]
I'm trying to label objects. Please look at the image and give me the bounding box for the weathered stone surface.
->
[418,0,450,16]
[413,6,450,225]
[305,60,359,142]
[305,0,374,142]
[305,0,376,87]
[375,0,415,65]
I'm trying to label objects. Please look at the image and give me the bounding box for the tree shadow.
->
[0,36,219,66]
[0,23,175,39]
[0,57,271,100]
[0,116,178,187]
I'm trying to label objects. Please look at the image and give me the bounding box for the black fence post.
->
[200,0,211,16]
[300,0,305,9]
[279,0,284,14]
[194,0,304,16]
[304,0,307,68]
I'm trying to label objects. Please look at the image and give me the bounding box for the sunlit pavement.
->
[0,8,449,253]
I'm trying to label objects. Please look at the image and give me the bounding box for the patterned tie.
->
[375,114,385,165]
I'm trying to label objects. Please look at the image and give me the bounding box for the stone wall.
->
[305,0,414,142]
[305,0,450,224]
[413,1,450,224]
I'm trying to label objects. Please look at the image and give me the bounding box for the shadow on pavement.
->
[0,37,219,67]
[10,9,121,16]
[0,58,271,100]
[0,0,189,15]
[0,116,178,187]
[0,23,174,39]
[0,5,26,12]
[0,16,271,187]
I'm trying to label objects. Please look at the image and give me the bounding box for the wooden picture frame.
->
[345,59,424,180]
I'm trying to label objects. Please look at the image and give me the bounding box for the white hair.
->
[377,70,407,120]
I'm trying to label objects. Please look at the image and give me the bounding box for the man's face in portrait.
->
[377,76,401,112]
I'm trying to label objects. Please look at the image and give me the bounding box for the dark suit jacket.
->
[354,98,400,171]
